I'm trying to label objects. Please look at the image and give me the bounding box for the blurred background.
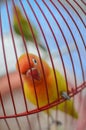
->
[0,0,86,130]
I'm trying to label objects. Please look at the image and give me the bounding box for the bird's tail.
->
[57,100,78,119]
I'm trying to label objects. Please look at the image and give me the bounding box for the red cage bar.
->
[0,0,86,130]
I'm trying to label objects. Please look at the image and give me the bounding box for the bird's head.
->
[16,53,51,84]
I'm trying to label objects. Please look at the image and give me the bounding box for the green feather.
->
[13,5,47,52]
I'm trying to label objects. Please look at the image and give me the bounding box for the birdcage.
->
[0,0,86,130]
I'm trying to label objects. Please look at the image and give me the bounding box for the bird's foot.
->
[49,114,62,126]
[47,120,62,130]
[61,92,70,100]
[52,120,62,126]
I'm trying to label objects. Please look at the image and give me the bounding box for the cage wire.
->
[0,0,86,130]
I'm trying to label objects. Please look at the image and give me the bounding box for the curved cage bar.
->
[0,0,86,130]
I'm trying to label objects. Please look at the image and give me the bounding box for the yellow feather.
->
[17,53,78,119]
[24,69,78,119]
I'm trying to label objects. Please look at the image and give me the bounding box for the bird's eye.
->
[32,58,37,65]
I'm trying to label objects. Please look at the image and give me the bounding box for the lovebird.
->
[13,5,46,52]
[16,53,78,121]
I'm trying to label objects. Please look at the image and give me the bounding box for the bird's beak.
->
[25,67,40,81]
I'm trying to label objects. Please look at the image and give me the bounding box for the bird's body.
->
[24,69,67,107]
[13,6,46,51]
[13,10,38,41]
[17,53,78,119]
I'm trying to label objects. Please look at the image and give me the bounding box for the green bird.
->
[13,5,47,52]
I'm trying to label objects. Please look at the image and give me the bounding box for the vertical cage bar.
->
[66,0,85,27]
[5,1,22,130]
[5,0,29,113]
[0,93,11,130]
[58,0,85,89]
[73,0,86,15]
[81,0,86,5]
[1,2,17,115]
[59,0,86,49]
[35,0,68,99]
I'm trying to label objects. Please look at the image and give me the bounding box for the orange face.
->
[17,53,51,83]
